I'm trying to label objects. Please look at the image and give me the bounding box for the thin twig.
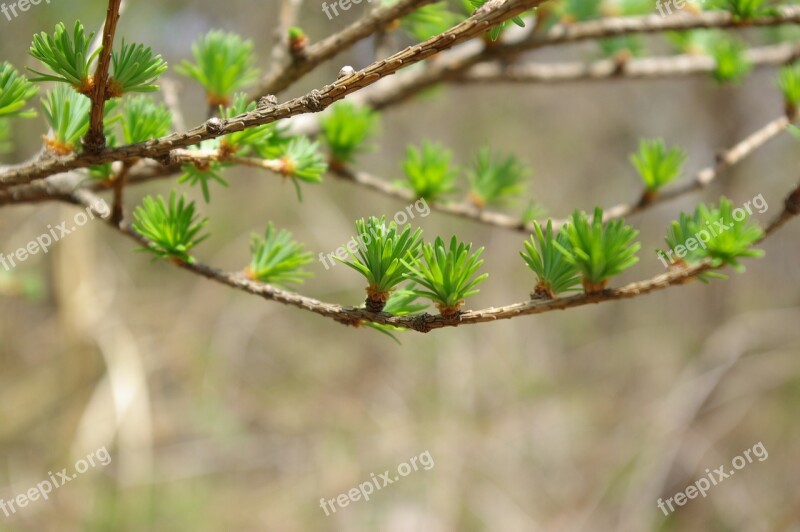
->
[83,0,123,152]
[360,7,800,110]
[331,113,792,232]
[168,149,286,174]
[62,182,798,334]
[269,0,305,72]
[457,43,800,85]
[250,0,435,98]
[111,160,131,224]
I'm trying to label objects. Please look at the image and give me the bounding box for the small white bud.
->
[338,66,356,80]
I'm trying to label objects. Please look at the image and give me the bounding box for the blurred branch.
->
[456,43,800,85]
[269,0,304,71]
[360,7,800,110]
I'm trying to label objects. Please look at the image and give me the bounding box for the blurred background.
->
[1,1,800,530]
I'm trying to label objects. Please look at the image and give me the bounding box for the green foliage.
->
[177,30,259,105]
[554,208,640,292]
[698,197,766,272]
[320,101,379,165]
[666,29,718,55]
[401,141,458,201]
[521,201,547,226]
[179,140,228,203]
[0,62,38,118]
[40,84,91,153]
[598,35,644,58]
[520,220,581,298]
[401,2,462,41]
[219,93,275,155]
[660,211,708,266]
[466,147,528,208]
[661,197,764,273]
[777,64,800,108]
[109,40,168,95]
[280,137,327,200]
[630,138,686,191]
[559,0,602,21]
[715,0,771,19]
[120,95,172,144]
[403,236,488,315]
[0,118,11,154]
[28,21,99,92]
[247,223,313,286]
[710,35,751,83]
[464,0,526,40]
[132,191,209,263]
[337,216,423,305]
[288,27,306,42]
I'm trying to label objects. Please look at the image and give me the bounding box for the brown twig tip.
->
[531,283,555,300]
[437,301,464,318]
[582,279,609,295]
[785,183,800,215]
[365,287,390,313]
[638,189,658,207]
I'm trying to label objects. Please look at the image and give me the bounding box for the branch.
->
[360,7,800,110]
[83,0,122,152]
[600,113,794,223]
[518,6,800,51]
[168,148,287,174]
[331,113,792,232]
[268,0,304,73]
[250,0,435,98]
[62,181,798,334]
[457,43,800,85]
[0,0,541,187]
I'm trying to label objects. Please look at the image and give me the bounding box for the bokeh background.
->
[1,1,800,530]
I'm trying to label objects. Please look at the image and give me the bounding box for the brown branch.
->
[600,113,794,224]
[61,181,798,334]
[518,6,800,51]
[456,43,800,85]
[110,161,131,224]
[250,0,435,99]
[83,0,122,153]
[765,179,800,236]
[0,0,541,188]
[268,0,305,72]
[168,149,287,174]
[330,113,792,232]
